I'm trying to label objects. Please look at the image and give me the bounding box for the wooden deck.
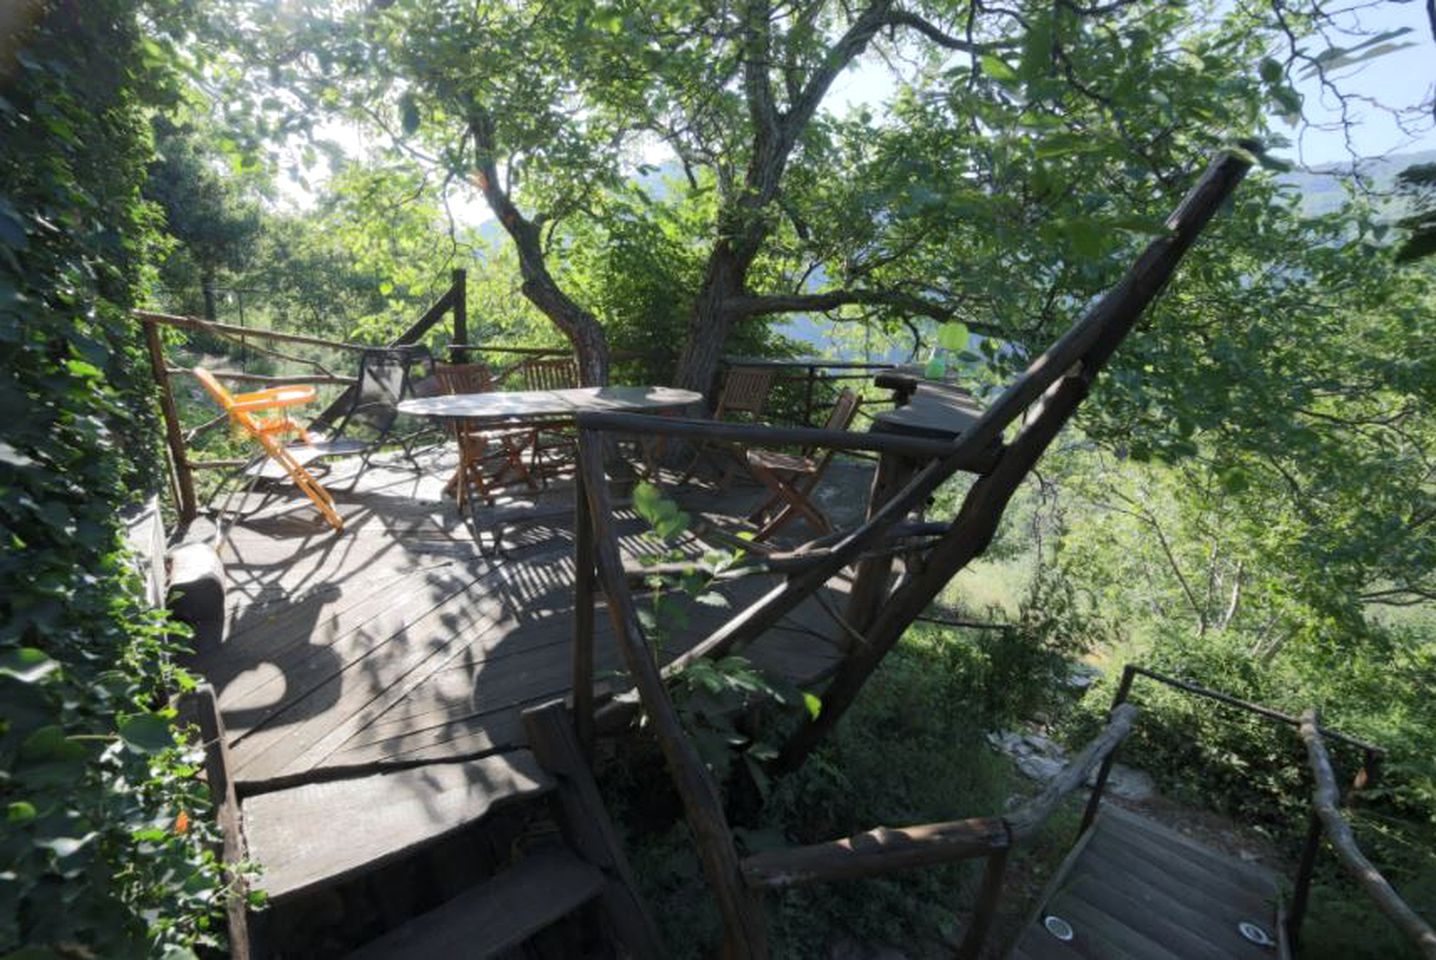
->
[1010,804,1286,960]
[188,448,860,791]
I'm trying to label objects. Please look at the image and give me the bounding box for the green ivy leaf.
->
[118,713,174,755]
[0,647,58,684]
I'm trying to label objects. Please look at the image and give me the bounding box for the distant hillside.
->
[1283,148,1436,215]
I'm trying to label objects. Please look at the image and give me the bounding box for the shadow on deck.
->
[187,447,867,791]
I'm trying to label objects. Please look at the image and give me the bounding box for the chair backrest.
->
[329,345,436,441]
[194,367,258,433]
[520,356,579,392]
[714,366,776,420]
[435,362,496,396]
[803,388,861,478]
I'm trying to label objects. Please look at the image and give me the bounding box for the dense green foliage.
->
[0,3,227,955]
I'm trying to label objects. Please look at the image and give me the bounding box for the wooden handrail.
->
[167,368,357,386]
[1299,710,1436,959]
[741,816,1009,888]
[1127,665,1384,755]
[1009,703,1138,843]
[575,411,992,467]
[134,309,370,352]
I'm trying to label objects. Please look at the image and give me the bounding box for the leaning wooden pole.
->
[576,431,770,959]
[1299,709,1436,959]
[778,150,1254,771]
[142,318,199,524]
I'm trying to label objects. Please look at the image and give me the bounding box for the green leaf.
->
[1258,58,1283,85]
[803,692,822,719]
[7,802,36,823]
[118,713,174,754]
[0,647,58,684]
[980,55,1019,85]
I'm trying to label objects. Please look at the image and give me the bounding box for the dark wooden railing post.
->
[803,364,818,426]
[572,465,597,759]
[450,268,469,363]
[1287,806,1323,946]
[575,427,769,958]
[957,843,1011,960]
[1079,663,1137,835]
[142,317,198,524]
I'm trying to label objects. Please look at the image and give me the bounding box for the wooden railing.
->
[135,270,473,524]
[1086,664,1433,956]
[566,150,1255,959]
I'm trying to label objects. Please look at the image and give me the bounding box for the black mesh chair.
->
[320,345,440,473]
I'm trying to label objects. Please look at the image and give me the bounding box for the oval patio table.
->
[399,385,702,554]
[397,385,701,422]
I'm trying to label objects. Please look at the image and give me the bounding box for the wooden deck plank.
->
[345,847,604,960]
[1008,809,1281,960]
[243,750,553,904]
[203,451,857,789]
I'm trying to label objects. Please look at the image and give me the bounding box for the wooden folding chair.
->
[744,387,860,542]
[434,362,537,508]
[517,356,580,484]
[677,365,777,486]
[194,367,344,532]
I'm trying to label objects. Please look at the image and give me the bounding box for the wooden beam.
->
[167,368,356,386]
[1005,703,1138,843]
[450,268,469,363]
[521,702,667,960]
[142,318,198,523]
[576,430,770,959]
[134,310,368,352]
[1299,709,1436,959]
[740,816,1008,889]
[176,685,251,960]
[573,469,597,758]
[574,411,982,464]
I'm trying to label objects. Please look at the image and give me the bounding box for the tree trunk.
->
[467,107,611,386]
[674,249,748,402]
[201,270,218,324]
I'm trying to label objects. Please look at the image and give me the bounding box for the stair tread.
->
[346,847,605,959]
[243,750,553,903]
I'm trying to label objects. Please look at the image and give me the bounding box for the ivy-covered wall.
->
[1,2,226,955]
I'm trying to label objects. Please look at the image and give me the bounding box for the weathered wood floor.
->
[188,448,860,792]
[1010,803,1286,960]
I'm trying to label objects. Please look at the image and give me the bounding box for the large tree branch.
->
[725,287,1003,336]
[783,0,894,144]
[880,9,1010,52]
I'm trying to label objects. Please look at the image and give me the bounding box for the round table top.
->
[397,385,703,421]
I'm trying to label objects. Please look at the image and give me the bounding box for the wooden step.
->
[345,847,605,959]
[242,750,553,904]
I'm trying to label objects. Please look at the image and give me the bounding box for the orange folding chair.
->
[193,367,344,532]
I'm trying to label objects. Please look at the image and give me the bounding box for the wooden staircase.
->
[1009,804,1286,960]
[181,688,664,959]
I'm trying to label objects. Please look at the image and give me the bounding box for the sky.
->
[277,1,1436,220]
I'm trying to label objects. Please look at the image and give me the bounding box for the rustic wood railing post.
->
[956,843,1010,960]
[575,426,769,959]
[572,465,597,759]
[142,317,198,524]
[1287,805,1323,946]
[1298,708,1436,958]
[1079,663,1137,835]
[450,268,469,363]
